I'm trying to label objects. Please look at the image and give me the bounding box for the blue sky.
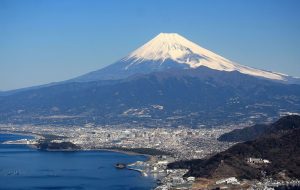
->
[1,0,300,90]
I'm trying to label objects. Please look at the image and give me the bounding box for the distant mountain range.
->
[168,115,300,180]
[0,33,299,126]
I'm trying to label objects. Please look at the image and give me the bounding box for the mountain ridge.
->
[218,114,300,142]
[1,68,300,126]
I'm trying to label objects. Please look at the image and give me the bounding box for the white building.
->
[187,176,195,182]
[216,177,239,185]
[157,160,169,165]
[247,157,271,164]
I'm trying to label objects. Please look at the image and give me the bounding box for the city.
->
[1,121,300,189]
[0,123,236,160]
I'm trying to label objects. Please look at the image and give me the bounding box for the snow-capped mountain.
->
[1,33,300,126]
[73,33,295,83]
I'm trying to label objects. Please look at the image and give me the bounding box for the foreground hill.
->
[168,115,300,180]
[218,115,300,142]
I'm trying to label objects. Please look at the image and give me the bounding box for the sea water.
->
[0,134,155,190]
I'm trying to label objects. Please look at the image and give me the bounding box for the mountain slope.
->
[168,115,300,180]
[72,33,297,83]
[0,68,300,126]
[1,33,299,97]
[1,33,300,126]
[218,124,269,142]
[218,114,300,142]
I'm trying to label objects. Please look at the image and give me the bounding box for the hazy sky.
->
[1,0,300,90]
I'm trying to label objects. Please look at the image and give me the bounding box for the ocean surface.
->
[0,134,155,190]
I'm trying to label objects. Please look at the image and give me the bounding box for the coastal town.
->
[0,123,235,189]
[1,123,299,190]
[0,123,237,160]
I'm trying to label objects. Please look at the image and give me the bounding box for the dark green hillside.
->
[218,124,269,142]
[218,115,300,142]
[168,115,300,180]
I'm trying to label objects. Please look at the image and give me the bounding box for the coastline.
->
[0,136,156,190]
[0,132,160,188]
[96,148,153,159]
[0,131,161,159]
[0,132,154,161]
[0,130,42,140]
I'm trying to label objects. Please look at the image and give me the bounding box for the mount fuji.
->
[0,33,300,127]
[72,33,297,83]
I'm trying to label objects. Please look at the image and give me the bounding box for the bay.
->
[0,134,155,190]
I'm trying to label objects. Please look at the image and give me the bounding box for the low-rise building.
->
[216,177,239,185]
[187,176,195,182]
[247,157,270,164]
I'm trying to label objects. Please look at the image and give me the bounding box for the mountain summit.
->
[1,34,300,126]
[73,33,293,83]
